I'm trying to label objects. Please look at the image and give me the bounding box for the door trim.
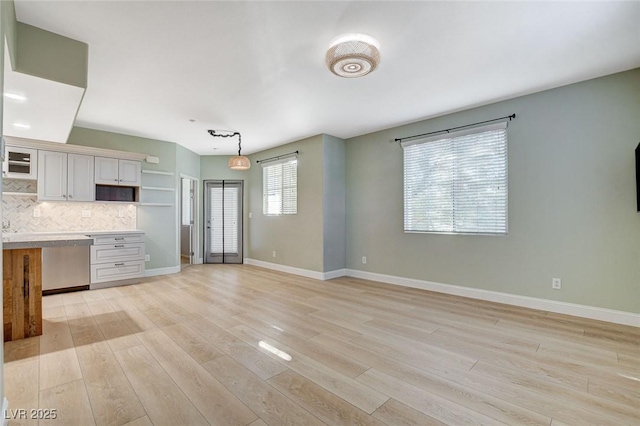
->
[203,180,244,264]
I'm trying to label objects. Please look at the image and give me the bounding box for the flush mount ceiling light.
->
[326,33,381,78]
[207,130,251,170]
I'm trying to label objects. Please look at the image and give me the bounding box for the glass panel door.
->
[204,180,243,264]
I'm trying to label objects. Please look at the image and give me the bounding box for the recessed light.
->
[189,119,196,123]
[4,93,27,101]
[13,123,31,129]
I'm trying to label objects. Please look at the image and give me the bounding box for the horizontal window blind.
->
[209,186,239,254]
[262,157,297,215]
[403,123,508,234]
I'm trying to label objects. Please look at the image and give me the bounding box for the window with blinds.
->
[402,122,508,235]
[262,156,297,215]
[209,185,239,254]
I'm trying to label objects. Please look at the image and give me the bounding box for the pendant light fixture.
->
[326,33,381,78]
[207,130,251,170]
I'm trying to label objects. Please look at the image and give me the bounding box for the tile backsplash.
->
[2,179,136,232]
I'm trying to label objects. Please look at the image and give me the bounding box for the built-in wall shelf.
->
[2,192,37,197]
[141,170,174,176]
[140,170,175,205]
[141,186,175,192]
[139,202,174,207]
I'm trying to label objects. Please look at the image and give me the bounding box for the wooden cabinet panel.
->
[3,249,43,342]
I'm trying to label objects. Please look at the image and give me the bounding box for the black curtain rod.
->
[394,114,516,143]
[256,150,299,164]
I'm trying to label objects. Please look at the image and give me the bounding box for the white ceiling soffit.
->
[13,1,640,155]
[3,43,85,143]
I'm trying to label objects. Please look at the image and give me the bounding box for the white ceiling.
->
[3,42,85,143]
[12,1,640,156]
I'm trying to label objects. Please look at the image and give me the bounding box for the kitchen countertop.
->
[2,230,144,250]
[2,234,94,249]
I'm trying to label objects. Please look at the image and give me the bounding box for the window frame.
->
[402,122,509,236]
[262,155,298,216]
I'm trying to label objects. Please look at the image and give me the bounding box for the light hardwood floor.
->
[4,264,639,425]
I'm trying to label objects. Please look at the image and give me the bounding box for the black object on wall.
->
[95,185,137,202]
[636,143,640,212]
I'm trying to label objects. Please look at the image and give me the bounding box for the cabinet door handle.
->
[115,263,125,266]
[114,245,125,248]
[68,194,73,199]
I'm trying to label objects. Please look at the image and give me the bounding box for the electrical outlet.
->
[552,278,562,290]
[145,255,150,262]
[249,212,253,219]
[118,210,125,218]
[33,209,40,217]
[362,256,367,264]
[272,251,276,258]
[82,210,91,218]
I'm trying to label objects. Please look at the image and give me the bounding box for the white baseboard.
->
[324,268,348,280]
[144,266,181,277]
[345,269,640,327]
[225,260,639,326]
[244,258,325,280]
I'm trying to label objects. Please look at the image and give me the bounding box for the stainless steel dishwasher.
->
[42,245,91,293]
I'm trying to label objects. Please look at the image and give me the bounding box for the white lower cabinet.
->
[89,232,145,286]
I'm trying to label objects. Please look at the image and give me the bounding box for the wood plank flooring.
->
[4,264,639,425]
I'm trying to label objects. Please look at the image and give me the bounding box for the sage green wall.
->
[68,126,179,271]
[247,135,325,272]
[346,69,640,314]
[1,0,16,69]
[323,135,346,271]
[199,155,250,262]
[16,22,88,88]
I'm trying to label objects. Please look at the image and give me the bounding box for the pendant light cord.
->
[207,130,243,155]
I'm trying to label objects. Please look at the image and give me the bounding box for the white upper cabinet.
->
[3,146,38,180]
[95,157,141,187]
[38,151,95,201]
[119,159,142,186]
[37,150,68,201]
[94,157,119,184]
[67,154,95,201]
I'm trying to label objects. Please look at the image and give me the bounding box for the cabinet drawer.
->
[91,243,144,264]
[90,260,144,284]
[91,234,144,245]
